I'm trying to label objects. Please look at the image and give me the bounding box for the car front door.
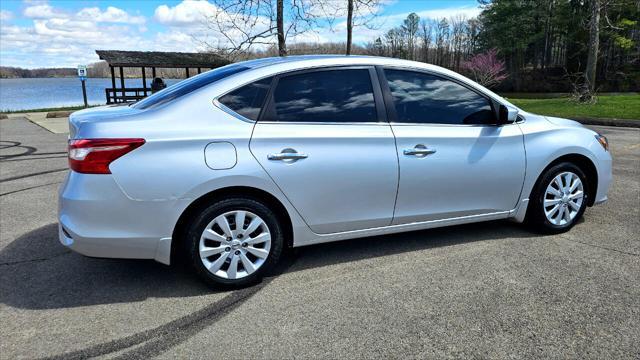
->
[249,67,399,234]
[380,68,526,224]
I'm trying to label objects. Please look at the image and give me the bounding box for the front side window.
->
[218,77,273,121]
[133,64,249,110]
[264,69,377,123]
[384,69,495,125]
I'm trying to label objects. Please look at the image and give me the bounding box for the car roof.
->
[239,55,435,71]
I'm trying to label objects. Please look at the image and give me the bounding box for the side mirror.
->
[498,104,518,124]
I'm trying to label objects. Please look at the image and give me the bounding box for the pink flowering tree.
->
[461,49,508,88]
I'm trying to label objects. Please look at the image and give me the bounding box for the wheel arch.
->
[532,153,598,207]
[170,186,294,265]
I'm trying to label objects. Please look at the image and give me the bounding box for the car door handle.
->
[403,146,437,156]
[267,151,308,161]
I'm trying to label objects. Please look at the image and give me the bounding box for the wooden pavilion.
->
[96,50,230,104]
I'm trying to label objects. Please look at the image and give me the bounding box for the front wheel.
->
[185,197,284,288]
[526,162,589,234]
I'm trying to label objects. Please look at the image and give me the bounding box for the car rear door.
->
[249,67,399,234]
[379,67,526,224]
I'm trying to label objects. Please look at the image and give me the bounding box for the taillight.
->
[68,138,145,174]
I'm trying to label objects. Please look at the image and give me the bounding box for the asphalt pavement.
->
[1,117,638,359]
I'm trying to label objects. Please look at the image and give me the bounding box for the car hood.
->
[545,116,584,128]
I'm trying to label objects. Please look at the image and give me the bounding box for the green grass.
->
[508,95,640,120]
[0,105,98,114]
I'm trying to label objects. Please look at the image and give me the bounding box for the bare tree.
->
[346,0,354,55]
[420,19,435,63]
[385,28,404,58]
[402,13,420,60]
[277,0,286,56]
[582,0,601,101]
[372,37,384,56]
[344,0,383,55]
[450,15,467,71]
[434,18,449,66]
[202,0,318,60]
[465,18,480,58]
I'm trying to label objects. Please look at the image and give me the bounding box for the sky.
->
[0,0,481,69]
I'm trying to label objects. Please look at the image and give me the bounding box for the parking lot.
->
[1,116,638,359]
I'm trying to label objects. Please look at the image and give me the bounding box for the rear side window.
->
[264,69,377,123]
[132,64,249,110]
[218,77,273,121]
[384,69,495,125]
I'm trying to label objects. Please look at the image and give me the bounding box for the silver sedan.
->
[59,56,612,287]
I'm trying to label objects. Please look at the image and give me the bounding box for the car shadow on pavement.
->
[0,220,539,310]
[289,219,539,273]
[0,224,212,310]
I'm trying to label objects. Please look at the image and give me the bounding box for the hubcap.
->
[543,171,584,226]
[199,210,271,280]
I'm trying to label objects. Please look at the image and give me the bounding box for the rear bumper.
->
[58,172,185,264]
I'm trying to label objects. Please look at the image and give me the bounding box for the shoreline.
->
[0,76,191,80]
[1,105,101,114]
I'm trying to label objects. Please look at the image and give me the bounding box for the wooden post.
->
[109,66,116,104]
[185,67,190,78]
[119,66,125,103]
[197,67,201,74]
[141,67,147,96]
[152,67,156,79]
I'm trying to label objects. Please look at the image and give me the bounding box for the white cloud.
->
[76,7,146,25]
[24,2,146,24]
[152,0,276,53]
[0,10,13,22]
[415,6,482,21]
[152,29,200,51]
[2,2,150,68]
[154,0,217,26]
[23,4,59,19]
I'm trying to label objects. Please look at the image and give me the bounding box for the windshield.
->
[132,64,249,110]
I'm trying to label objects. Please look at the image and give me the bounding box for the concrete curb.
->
[46,111,72,118]
[1,112,69,133]
[574,117,640,128]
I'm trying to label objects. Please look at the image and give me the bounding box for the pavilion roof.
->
[96,50,230,68]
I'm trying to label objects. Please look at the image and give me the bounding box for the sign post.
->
[77,65,88,108]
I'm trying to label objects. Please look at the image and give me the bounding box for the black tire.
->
[184,197,284,289]
[526,162,589,234]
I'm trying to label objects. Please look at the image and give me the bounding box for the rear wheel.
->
[185,197,284,288]
[526,162,589,234]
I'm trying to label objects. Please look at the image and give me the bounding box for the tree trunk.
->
[542,0,553,70]
[346,0,353,55]
[583,0,600,95]
[277,0,287,56]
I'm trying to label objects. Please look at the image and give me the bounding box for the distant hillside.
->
[1,62,209,79]
[1,66,76,78]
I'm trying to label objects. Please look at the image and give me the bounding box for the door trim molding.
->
[294,209,513,247]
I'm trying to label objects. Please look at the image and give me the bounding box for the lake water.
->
[0,77,181,111]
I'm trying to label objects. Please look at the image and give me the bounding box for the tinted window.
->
[132,64,249,110]
[266,69,376,123]
[218,77,272,120]
[384,69,495,125]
